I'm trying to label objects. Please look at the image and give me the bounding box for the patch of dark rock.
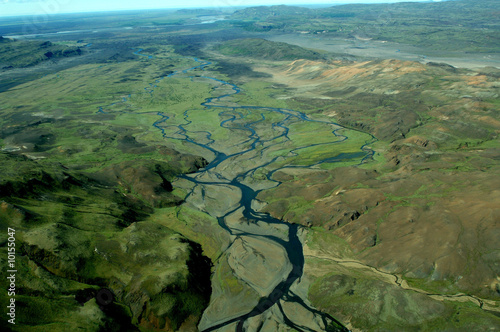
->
[0,118,56,139]
[7,128,56,150]
[330,210,361,229]
[173,43,204,57]
[158,146,181,156]
[336,118,372,133]
[21,244,67,278]
[214,60,272,79]
[154,164,174,192]
[96,160,187,208]
[117,135,155,154]
[117,195,154,223]
[183,238,213,303]
[100,301,139,332]
[192,156,209,170]
[158,147,208,173]
[42,47,82,60]
[326,322,350,332]
[155,69,174,78]
[40,41,53,48]
[76,126,116,141]
[75,288,98,305]
[0,171,58,199]
[61,172,89,189]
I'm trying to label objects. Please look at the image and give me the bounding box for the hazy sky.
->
[0,0,439,17]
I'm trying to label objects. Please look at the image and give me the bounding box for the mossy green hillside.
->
[0,142,211,330]
[214,38,324,61]
[147,205,230,261]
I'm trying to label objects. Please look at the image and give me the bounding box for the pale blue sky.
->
[0,0,441,17]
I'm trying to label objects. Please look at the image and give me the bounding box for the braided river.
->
[100,51,373,331]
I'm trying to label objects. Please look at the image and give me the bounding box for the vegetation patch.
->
[214,38,324,61]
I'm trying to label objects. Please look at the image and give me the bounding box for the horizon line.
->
[0,0,445,18]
